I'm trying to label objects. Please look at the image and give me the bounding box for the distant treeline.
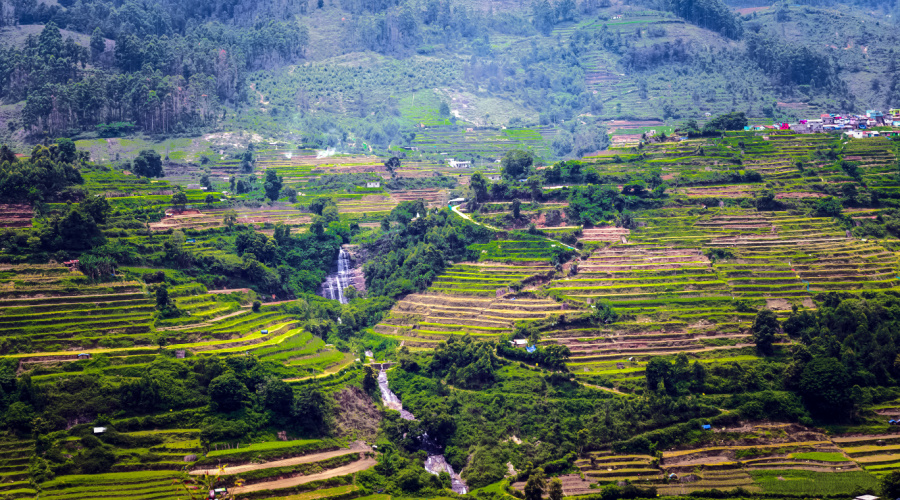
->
[0,0,307,136]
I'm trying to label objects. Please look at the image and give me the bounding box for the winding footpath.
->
[450,204,577,251]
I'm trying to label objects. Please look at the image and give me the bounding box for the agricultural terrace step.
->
[0,292,148,306]
[741,457,854,467]
[842,443,900,456]
[546,330,699,341]
[586,247,706,256]
[551,274,722,284]
[549,281,729,292]
[395,306,559,323]
[566,291,732,300]
[578,263,712,271]
[186,321,299,352]
[584,468,661,477]
[743,462,860,472]
[854,454,900,465]
[557,335,748,351]
[0,299,154,316]
[0,305,155,324]
[1,314,153,334]
[398,294,561,310]
[706,237,849,246]
[662,441,832,459]
[568,344,753,361]
[582,255,708,264]
[157,309,254,331]
[381,315,512,328]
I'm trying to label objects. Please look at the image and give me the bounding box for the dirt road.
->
[231,457,377,495]
[190,441,371,476]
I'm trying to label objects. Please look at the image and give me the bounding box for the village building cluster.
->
[751,109,900,138]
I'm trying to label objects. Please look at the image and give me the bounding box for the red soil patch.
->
[607,120,665,129]
[150,207,311,231]
[612,134,643,145]
[580,227,630,242]
[775,192,826,199]
[0,203,33,228]
[164,208,201,216]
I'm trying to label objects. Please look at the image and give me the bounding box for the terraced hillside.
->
[0,263,353,381]
[0,264,156,353]
[374,205,900,367]
[509,423,877,496]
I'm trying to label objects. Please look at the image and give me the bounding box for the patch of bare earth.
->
[775,192,826,199]
[191,442,370,476]
[334,386,382,442]
[231,457,377,495]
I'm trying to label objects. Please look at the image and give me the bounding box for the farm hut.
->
[511,339,528,347]
[77,353,91,360]
[853,496,879,500]
[701,424,711,430]
[261,330,269,334]
[175,350,186,359]
[93,427,107,434]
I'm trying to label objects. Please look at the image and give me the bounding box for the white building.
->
[448,158,472,168]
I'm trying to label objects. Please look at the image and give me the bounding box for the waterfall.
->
[378,369,468,494]
[319,248,352,304]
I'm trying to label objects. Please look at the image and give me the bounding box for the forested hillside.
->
[0,0,896,159]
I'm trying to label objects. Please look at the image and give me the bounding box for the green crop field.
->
[750,470,879,495]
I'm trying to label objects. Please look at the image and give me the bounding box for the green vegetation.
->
[750,470,879,495]
[2,0,900,496]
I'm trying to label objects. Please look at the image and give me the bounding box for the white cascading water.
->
[378,370,468,494]
[319,248,351,304]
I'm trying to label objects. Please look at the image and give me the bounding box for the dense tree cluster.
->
[746,32,839,87]
[667,0,743,38]
[0,354,333,478]
[3,14,307,136]
[389,347,720,488]
[0,140,84,202]
[781,293,900,419]
[362,201,493,297]
[429,336,499,389]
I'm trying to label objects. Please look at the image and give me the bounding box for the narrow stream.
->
[378,370,468,494]
[318,248,351,303]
